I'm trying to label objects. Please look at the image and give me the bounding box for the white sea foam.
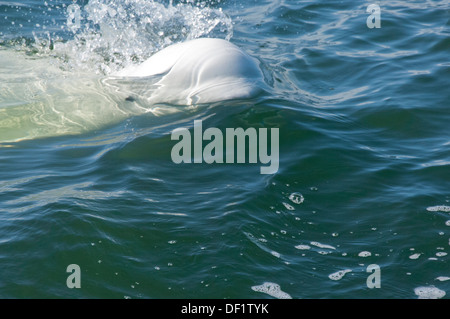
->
[414,286,446,299]
[426,205,450,212]
[358,251,371,257]
[271,251,281,258]
[328,269,352,281]
[295,244,311,250]
[310,241,336,250]
[251,282,292,299]
[436,276,450,282]
[288,192,304,204]
[409,253,421,260]
[282,202,295,211]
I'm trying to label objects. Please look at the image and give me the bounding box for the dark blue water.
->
[0,0,449,299]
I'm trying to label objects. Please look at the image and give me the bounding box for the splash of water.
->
[51,0,234,74]
[0,0,234,143]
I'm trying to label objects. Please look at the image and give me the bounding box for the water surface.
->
[0,0,449,299]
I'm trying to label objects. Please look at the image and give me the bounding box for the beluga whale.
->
[113,38,265,105]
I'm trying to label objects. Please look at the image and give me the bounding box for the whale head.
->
[113,38,265,105]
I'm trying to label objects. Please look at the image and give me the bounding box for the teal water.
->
[0,0,449,299]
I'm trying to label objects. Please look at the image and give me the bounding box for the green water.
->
[0,0,449,299]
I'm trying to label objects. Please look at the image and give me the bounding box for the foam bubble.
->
[251,282,292,299]
[427,205,450,212]
[409,253,421,260]
[328,269,352,281]
[310,241,336,250]
[288,192,304,205]
[436,276,450,282]
[358,251,371,257]
[270,251,281,258]
[414,286,446,299]
[282,202,295,211]
[295,244,311,250]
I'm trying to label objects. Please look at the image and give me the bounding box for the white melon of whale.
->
[114,38,265,105]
